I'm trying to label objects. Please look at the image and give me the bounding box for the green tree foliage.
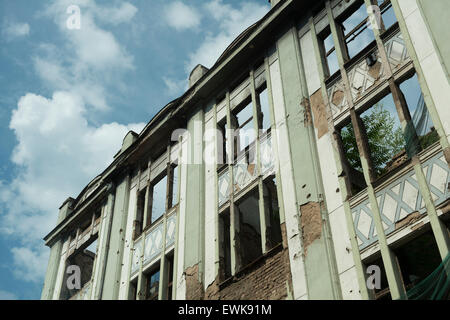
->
[341,103,404,177]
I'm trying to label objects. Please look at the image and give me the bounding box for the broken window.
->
[219,209,232,281]
[339,121,368,195]
[60,235,98,300]
[398,73,438,151]
[217,119,229,166]
[129,279,137,300]
[365,256,391,300]
[320,27,340,77]
[232,99,256,161]
[263,176,282,249]
[360,93,405,178]
[257,85,272,134]
[134,189,146,239]
[144,265,160,300]
[236,188,263,267]
[377,0,398,31]
[395,230,442,292]
[169,164,179,208]
[148,174,167,226]
[339,0,376,60]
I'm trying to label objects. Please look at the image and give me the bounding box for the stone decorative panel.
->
[260,134,276,175]
[327,77,349,120]
[218,169,231,207]
[233,151,258,193]
[351,151,449,250]
[143,222,164,266]
[346,49,385,103]
[165,213,176,247]
[383,30,410,75]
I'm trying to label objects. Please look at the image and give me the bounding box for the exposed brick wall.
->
[188,223,293,300]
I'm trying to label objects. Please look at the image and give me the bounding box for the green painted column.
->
[276,24,339,299]
[41,198,75,300]
[101,174,131,299]
[183,107,205,298]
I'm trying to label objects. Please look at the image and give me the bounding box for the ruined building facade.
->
[41,0,450,300]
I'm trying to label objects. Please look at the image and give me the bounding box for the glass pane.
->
[324,33,339,76]
[151,175,167,223]
[399,74,438,150]
[236,189,262,267]
[171,165,179,207]
[259,88,271,132]
[360,93,405,178]
[147,269,160,300]
[343,2,375,59]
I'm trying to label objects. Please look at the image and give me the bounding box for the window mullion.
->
[326,1,349,65]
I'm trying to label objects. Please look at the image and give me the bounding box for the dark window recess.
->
[169,164,179,208]
[217,119,229,165]
[145,267,160,300]
[219,210,231,281]
[166,254,174,300]
[129,280,137,300]
[134,189,146,239]
[395,231,442,292]
[60,236,98,300]
[263,176,282,249]
[236,189,263,267]
[366,257,391,300]
[340,1,375,60]
[398,73,438,152]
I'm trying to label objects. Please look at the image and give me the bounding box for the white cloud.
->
[0,290,17,300]
[0,1,143,284]
[2,21,30,39]
[165,1,201,31]
[0,91,145,282]
[163,76,187,97]
[186,0,269,72]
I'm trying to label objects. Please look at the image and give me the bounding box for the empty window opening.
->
[169,164,179,208]
[129,279,137,300]
[339,121,367,195]
[320,27,340,77]
[217,119,229,166]
[398,73,438,151]
[377,0,398,31]
[219,210,231,281]
[340,1,376,60]
[258,85,272,133]
[263,176,282,249]
[149,174,167,225]
[134,189,146,239]
[360,93,405,178]
[232,100,256,161]
[395,230,442,293]
[366,257,391,300]
[144,266,160,300]
[60,236,98,300]
[236,189,263,267]
[165,253,174,300]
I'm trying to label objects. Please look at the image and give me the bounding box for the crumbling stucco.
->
[310,90,329,139]
[300,202,323,256]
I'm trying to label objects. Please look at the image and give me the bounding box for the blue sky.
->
[0,0,270,300]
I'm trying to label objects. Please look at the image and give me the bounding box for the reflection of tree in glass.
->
[341,103,404,177]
